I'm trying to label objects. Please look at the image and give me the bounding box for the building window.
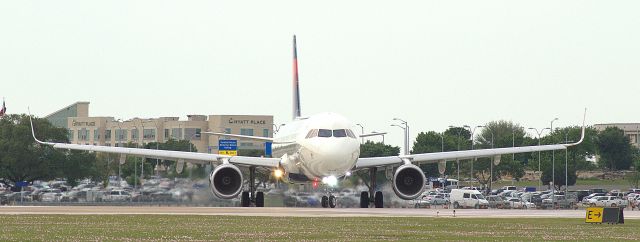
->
[263,129,269,137]
[131,129,138,141]
[240,128,254,136]
[240,142,253,147]
[115,129,128,142]
[78,128,89,141]
[143,129,156,140]
[93,129,100,141]
[172,128,182,140]
[164,129,170,140]
[105,130,111,140]
[185,128,201,140]
[225,128,232,134]
[68,130,74,141]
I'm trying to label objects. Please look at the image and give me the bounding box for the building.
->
[45,102,273,154]
[593,123,640,148]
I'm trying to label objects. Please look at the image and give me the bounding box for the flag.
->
[0,99,5,117]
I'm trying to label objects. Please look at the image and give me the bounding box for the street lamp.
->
[477,125,494,192]
[391,124,407,155]
[393,118,409,155]
[550,118,559,199]
[356,123,365,144]
[448,125,468,181]
[272,123,285,134]
[528,127,550,190]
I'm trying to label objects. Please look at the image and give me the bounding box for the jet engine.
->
[392,164,426,200]
[209,164,244,199]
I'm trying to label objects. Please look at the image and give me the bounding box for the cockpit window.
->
[305,129,319,139]
[318,129,332,137]
[346,129,356,138]
[333,129,347,137]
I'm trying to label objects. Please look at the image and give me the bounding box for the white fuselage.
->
[272,112,360,181]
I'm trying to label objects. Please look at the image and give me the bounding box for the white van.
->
[450,189,489,209]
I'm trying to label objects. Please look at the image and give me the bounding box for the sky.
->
[1,1,639,152]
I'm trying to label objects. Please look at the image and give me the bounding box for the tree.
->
[541,158,577,191]
[0,114,99,188]
[535,126,597,190]
[360,141,401,158]
[597,127,633,170]
[474,120,530,181]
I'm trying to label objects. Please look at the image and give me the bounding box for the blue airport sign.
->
[265,142,272,157]
[218,140,238,151]
[15,181,28,187]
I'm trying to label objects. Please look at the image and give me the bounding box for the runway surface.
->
[2,206,640,218]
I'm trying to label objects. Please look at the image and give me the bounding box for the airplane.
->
[29,35,586,208]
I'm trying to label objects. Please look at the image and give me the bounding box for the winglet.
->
[565,108,586,147]
[28,108,46,145]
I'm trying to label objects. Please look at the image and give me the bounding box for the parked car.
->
[103,190,131,202]
[487,195,510,209]
[541,195,577,209]
[582,193,606,203]
[589,196,628,208]
[507,197,535,209]
[450,189,489,209]
[425,194,449,205]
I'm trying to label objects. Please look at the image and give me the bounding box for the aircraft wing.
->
[356,111,586,169]
[29,116,280,168]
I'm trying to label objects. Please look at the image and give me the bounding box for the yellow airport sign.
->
[585,207,604,223]
[218,150,237,156]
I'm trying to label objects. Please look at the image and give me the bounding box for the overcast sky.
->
[2,1,639,151]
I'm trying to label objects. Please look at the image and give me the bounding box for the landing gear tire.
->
[374,191,384,208]
[255,192,264,207]
[241,192,250,207]
[321,196,329,208]
[360,191,369,208]
[329,195,337,208]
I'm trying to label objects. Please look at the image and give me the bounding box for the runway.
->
[2,206,640,218]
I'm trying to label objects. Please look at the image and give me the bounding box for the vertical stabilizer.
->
[292,35,302,119]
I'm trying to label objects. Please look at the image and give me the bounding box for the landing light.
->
[345,171,352,177]
[322,176,338,187]
[273,169,284,178]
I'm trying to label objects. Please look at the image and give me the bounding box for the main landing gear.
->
[360,167,384,208]
[240,167,264,207]
[321,194,337,208]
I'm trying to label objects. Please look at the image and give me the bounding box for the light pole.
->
[477,125,494,192]
[469,125,483,181]
[391,124,407,155]
[528,127,550,190]
[393,118,409,155]
[550,118,558,198]
[439,132,444,152]
[272,123,285,134]
[356,123,365,144]
[564,130,569,193]
[116,121,124,187]
[448,125,468,181]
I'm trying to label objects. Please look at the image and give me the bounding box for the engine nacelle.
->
[209,164,244,199]
[392,164,426,200]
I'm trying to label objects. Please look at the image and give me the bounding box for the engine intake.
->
[209,164,243,199]
[392,164,426,200]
